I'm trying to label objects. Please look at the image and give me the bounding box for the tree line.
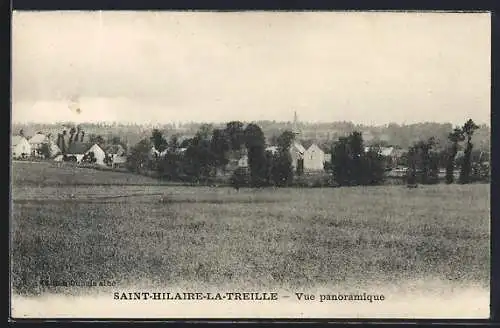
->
[13,120,490,155]
[126,121,297,188]
[125,118,488,188]
[403,119,489,185]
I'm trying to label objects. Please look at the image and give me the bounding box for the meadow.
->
[11,162,490,296]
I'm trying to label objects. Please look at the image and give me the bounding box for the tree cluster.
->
[126,122,296,188]
[405,119,488,185]
[329,131,386,186]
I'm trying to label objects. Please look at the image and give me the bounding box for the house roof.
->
[380,147,395,157]
[265,146,279,154]
[301,140,315,150]
[106,144,125,155]
[66,142,92,155]
[305,143,325,153]
[88,143,105,152]
[364,146,396,157]
[12,136,28,147]
[113,156,127,164]
[291,142,306,154]
[28,133,47,144]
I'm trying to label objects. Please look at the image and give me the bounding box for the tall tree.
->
[180,137,193,148]
[210,128,230,172]
[69,127,76,145]
[169,135,179,151]
[126,138,153,173]
[150,129,167,153]
[224,121,245,151]
[331,131,385,186]
[271,130,295,186]
[244,123,267,187]
[445,127,465,184]
[61,131,67,154]
[459,119,480,184]
[196,124,213,141]
[406,145,418,186]
[347,131,364,185]
[75,125,81,142]
[276,130,295,150]
[183,135,216,181]
[412,137,437,184]
[331,137,351,186]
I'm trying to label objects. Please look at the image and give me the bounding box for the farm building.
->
[28,133,48,157]
[238,154,249,168]
[106,144,126,156]
[303,143,327,171]
[86,144,107,165]
[365,146,406,168]
[27,133,61,159]
[111,154,127,168]
[65,142,107,165]
[65,142,91,163]
[265,146,279,154]
[149,146,168,160]
[266,142,326,172]
[225,148,248,172]
[11,136,31,159]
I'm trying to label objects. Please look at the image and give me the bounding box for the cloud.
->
[12,11,491,125]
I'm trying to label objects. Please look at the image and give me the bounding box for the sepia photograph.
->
[10,11,491,319]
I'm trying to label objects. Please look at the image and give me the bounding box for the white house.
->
[265,146,279,154]
[86,144,107,166]
[149,146,168,160]
[12,136,31,159]
[303,143,326,171]
[28,133,48,157]
[65,142,106,165]
[111,155,127,168]
[238,154,249,167]
[105,144,126,156]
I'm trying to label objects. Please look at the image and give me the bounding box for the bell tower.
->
[292,111,300,136]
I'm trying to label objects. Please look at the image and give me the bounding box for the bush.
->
[230,167,250,189]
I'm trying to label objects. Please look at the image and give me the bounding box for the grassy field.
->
[10,161,163,186]
[11,162,490,296]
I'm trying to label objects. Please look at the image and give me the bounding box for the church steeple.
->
[293,111,300,136]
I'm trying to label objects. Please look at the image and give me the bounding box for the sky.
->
[12,11,491,126]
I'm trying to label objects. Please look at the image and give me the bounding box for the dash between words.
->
[114,291,385,302]
[114,292,278,301]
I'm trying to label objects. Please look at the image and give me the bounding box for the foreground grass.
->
[11,174,490,295]
[11,161,162,186]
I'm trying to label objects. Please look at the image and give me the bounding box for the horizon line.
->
[10,119,491,128]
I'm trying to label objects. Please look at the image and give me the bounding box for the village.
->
[10,117,490,185]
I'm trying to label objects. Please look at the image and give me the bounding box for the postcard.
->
[10,11,491,319]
